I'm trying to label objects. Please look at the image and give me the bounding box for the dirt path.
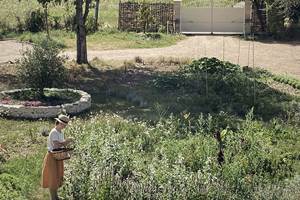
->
[1,36,300,78]
[0,40,31,63]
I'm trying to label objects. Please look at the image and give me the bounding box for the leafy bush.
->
[182,57,241,75]
[85,14,97,34]
[64,13,76,31]
[17,38,66,98]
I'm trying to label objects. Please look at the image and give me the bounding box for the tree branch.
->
[83,0,91,23]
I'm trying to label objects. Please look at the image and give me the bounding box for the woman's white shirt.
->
[47,128,64,151]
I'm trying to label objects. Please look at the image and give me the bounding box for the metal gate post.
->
[245,0,251,35]
[211,0,214,34]
[174,0,182,33]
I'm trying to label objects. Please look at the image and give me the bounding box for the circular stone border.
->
[0,88,91,119]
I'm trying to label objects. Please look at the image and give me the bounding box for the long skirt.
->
[41,152,64,190]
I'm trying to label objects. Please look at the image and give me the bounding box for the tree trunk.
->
[75,0,88,64]
[44,4,50,38]
[94,0,100,31]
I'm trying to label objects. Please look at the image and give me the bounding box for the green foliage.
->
[0,174,24,200]
[151,57,299,120]
[17,31,68,48]
[265,0,300,37]
[265,0,285,37]
[85,14,98,34]
[182,57,241,75]
[60,113,299,199]
[3,89,81,106]
[17,38,66,97]
[25,9,45,32]
[0,151,45,200]
[63,12,76,31]
[0,55,299,199]
[275,0,300,22]
[273,75,300,90]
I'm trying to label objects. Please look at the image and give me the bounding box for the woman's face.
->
[57,122,67,130]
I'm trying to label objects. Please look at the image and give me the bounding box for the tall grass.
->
[0,118,51,200]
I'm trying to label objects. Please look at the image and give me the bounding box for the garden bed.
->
[0,88,91,119]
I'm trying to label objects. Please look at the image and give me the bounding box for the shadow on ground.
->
[65,61,300,124]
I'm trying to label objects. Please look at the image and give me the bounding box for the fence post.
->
[174,0,181,33]
[244,0,251,35]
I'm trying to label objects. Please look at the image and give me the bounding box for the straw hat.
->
[55,114,70,125]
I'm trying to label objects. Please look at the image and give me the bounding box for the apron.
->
[41,152,64,189]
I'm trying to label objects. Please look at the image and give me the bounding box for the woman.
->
[41,114,73,200]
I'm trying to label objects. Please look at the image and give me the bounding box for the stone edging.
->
[0,88,91,119]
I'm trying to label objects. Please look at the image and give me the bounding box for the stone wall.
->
[0,88,91,119]
[118,2,175,33]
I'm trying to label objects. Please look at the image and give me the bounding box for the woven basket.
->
[51,148,73,161]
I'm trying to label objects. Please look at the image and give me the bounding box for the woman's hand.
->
[53,138,74,149]
[65,137,74,146]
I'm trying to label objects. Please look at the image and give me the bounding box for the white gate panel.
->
[213,8,244,33]
[180,5,245,34]
[181,8,212,33]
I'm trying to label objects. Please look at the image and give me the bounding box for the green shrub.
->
[17,38,66,98]
[182,57,241,75]
[25,9,45,32]
[85,14,97,34]
[0,21,12,36]
[151,57,297,120]
[63,13,76,31]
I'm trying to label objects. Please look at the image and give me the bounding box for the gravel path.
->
[1,36,300,78]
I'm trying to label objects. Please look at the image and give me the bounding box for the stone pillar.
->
[174,0,181,33]
[244,0,251,34]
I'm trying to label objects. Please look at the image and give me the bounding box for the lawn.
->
[0,56,300,199]
[15,30,185,50]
